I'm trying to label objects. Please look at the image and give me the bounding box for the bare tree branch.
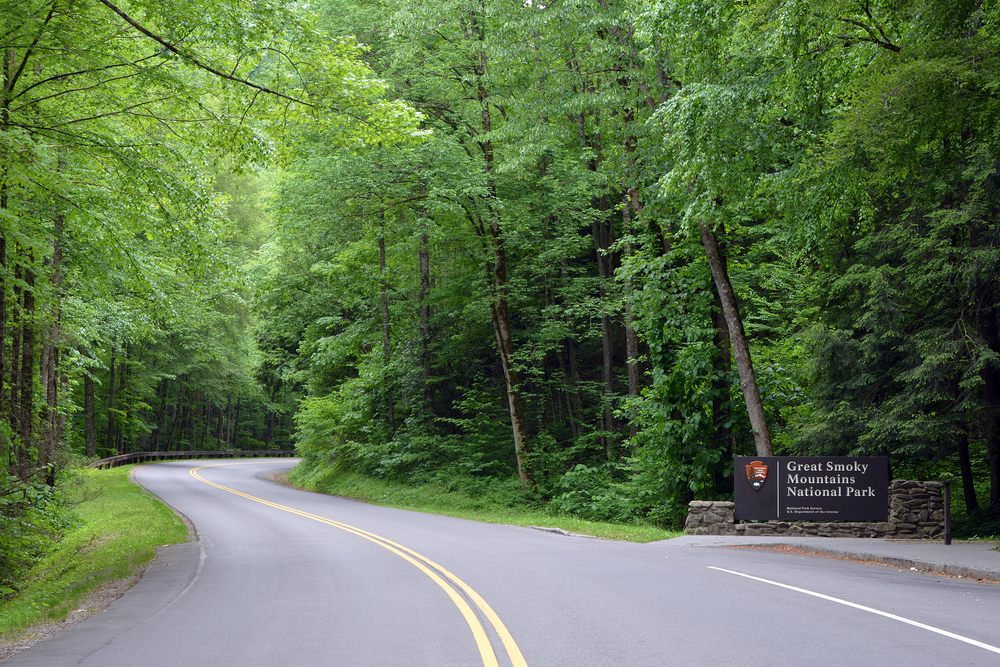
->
[835,16,901,52]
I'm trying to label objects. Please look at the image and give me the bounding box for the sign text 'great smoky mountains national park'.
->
[735,457,889,522]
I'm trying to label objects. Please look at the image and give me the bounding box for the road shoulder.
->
[665,534,1000,583]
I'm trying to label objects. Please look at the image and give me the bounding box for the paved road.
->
[5,459,1000,666]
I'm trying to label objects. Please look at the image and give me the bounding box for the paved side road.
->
[668,534,1000,583]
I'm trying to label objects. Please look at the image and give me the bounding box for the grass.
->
[286,464,680,543]
[0,465,190,642]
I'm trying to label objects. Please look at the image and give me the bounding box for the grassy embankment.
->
[0,466,190,642]
[288,461,680,543]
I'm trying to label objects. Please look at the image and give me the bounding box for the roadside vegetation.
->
[3,0,1000,597]
[954,503,1000,541]
[0,466,189,642]
[288,460,677,543]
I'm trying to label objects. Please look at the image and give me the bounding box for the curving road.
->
[4,459,1000,666]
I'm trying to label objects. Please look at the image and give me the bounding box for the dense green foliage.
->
[267,0,1000,530]
[3,0,1000,582]
[0,0,417,589]
[0,475,72,598]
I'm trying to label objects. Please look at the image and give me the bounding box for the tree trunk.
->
[189,391,198,450]
[566,337,584,423]
[225,388,234,448]
[139,410,151,452]
[379,222,394,430]
[85,369,96,457]
[625,319,640,438]
[39,339,51,460]
[490,296,532,491]
[232,396,242,449]
[118,345,130,454]
[41,342,58,471]
[215,398,224,449]
[199,396,208,449]
[41,190,65,478]
[699,222,773,456]
[10,264,21,441]
[712,282,733,493]
[164,395,183,452]
[467,10,532,490]
[105,345,117,455]
[479,129,533,489]
[264,407,275,447]
[419,196,433,423]
[592,214,616,459]
[621,93,647,444]
[0,208,6,437]
[623,195,640,441]
[252,405,260,443]
[58,372,67,446]
[979,292,1000,503]
[480,183,533,490]
[957,426,979,513]
[19,257,35,478]
[152,381,168,452]
[2,49,11,458]
[556,343,579,439]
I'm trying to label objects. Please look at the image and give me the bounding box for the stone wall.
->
[684,480,945,538]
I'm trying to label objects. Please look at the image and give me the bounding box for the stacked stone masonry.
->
[685,480,945,538]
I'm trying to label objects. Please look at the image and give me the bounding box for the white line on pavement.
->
[708,566,1000,655]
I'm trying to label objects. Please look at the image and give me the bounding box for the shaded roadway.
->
[4,459,999,666]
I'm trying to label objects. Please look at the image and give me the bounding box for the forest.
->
[2,0,999,590]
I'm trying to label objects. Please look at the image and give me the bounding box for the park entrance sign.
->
[734,456,888,522]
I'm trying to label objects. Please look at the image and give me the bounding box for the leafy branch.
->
[95,0,314,108]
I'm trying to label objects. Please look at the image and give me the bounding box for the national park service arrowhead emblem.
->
[746,460,768,490]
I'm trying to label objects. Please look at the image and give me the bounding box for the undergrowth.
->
[288,457,679,543]
[0,466,190,641]
[953,501,1000,540]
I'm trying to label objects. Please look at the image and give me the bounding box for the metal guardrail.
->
[88,450,298,470]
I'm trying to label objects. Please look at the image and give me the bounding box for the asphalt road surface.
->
[5,459,1000,666]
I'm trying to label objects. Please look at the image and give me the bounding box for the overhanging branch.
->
[96,0,314,107]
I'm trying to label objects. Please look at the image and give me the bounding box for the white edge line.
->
[708,566,1000,655]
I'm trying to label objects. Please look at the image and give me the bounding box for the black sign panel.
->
[734,456,888,521]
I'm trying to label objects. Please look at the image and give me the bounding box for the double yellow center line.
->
[190,462,528,667]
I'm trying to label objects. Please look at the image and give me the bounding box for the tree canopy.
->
[3,0,999,589]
